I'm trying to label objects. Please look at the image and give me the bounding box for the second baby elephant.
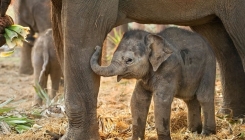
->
[32,29,62,106]
[91,27,216,139]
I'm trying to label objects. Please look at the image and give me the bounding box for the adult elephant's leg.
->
[13,4,35,75]
[60,1,119,139]
[217,1,245,71]
[191,19,245,117]
[19,34,35,75]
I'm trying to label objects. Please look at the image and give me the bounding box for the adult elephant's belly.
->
[118,0,217,26]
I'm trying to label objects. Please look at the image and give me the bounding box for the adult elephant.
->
[51,0,245,139]
[13,0,51,75]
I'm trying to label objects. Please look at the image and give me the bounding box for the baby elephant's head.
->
[90,30,173,81]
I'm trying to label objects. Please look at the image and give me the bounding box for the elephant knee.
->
[65,102,97,126]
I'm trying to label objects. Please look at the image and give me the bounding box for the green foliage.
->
[0,24,30,57]
[0,98,14,115]
[0,98,34,134]
[33,82,65,118]
[238,132,244,139]
[33,83,51,106]
[30,109,42,118]
[107,28,124,47]
[0,116,33,133]
[33,82,64,107]
[0,107,13,115]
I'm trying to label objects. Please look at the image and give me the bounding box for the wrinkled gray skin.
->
[91,28,216,139]
[13,0,51,75]
[51,0,245,139]
[32,29,62,106]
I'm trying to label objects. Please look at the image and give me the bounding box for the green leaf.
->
[107,28,124,47]
[4,34,17,49]
[0,116,33,124]
[33,83,51,106]
[15,125,31,134]
[7,24,30,38]
[239,132,244,138]
[0,99,33,134]
[0,49,15,57]
[4,28,18,41]
[7,120,28,124]
[0,107,14,115]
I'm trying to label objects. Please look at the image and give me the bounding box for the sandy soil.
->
[0,55,33,109]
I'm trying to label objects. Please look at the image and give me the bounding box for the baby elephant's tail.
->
[38,45,49,84]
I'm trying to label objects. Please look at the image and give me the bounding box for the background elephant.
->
[32,29,62,106]
[91,27,216,139]
[51,0,245,139]
[13,0,51,75]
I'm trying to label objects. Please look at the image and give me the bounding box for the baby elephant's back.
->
[32,28,59,74]
[158,27,213,58]
[158,27,215,95]
[40,29,55,57]
[33,29,56,61]
[158,27,215,68]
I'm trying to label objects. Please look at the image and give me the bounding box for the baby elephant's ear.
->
[145,34,173,72]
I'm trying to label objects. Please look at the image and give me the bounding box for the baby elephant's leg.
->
[196,70,216,135]
[198,98,216,135]
[153,92,174,140]
[50,73,61,99]
[184,97,202,133]
[50,63,62,99]
[38,71,48,102]
[33,56,45,106]
[131,81,152,140]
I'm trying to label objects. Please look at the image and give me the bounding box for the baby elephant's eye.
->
[126,58,133,64]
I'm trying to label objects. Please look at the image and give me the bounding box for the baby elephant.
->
[32,29,62,106]
[91,27,216,139]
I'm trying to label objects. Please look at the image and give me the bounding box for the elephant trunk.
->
[1,0,11,17]
[90,46,123,77]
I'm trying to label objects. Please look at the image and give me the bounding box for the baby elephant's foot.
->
[32,99,43,107]
[130,137,144,140]
[188,124,202,134]
[201,128,216,136]
[131,133,145,140]
[158,134,171,140]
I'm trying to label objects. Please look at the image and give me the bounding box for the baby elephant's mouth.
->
[117,75,123,82]
[117,74,130,82]
[117,73,132,82]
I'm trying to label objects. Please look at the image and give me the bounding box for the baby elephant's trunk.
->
[90,46,123,77]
